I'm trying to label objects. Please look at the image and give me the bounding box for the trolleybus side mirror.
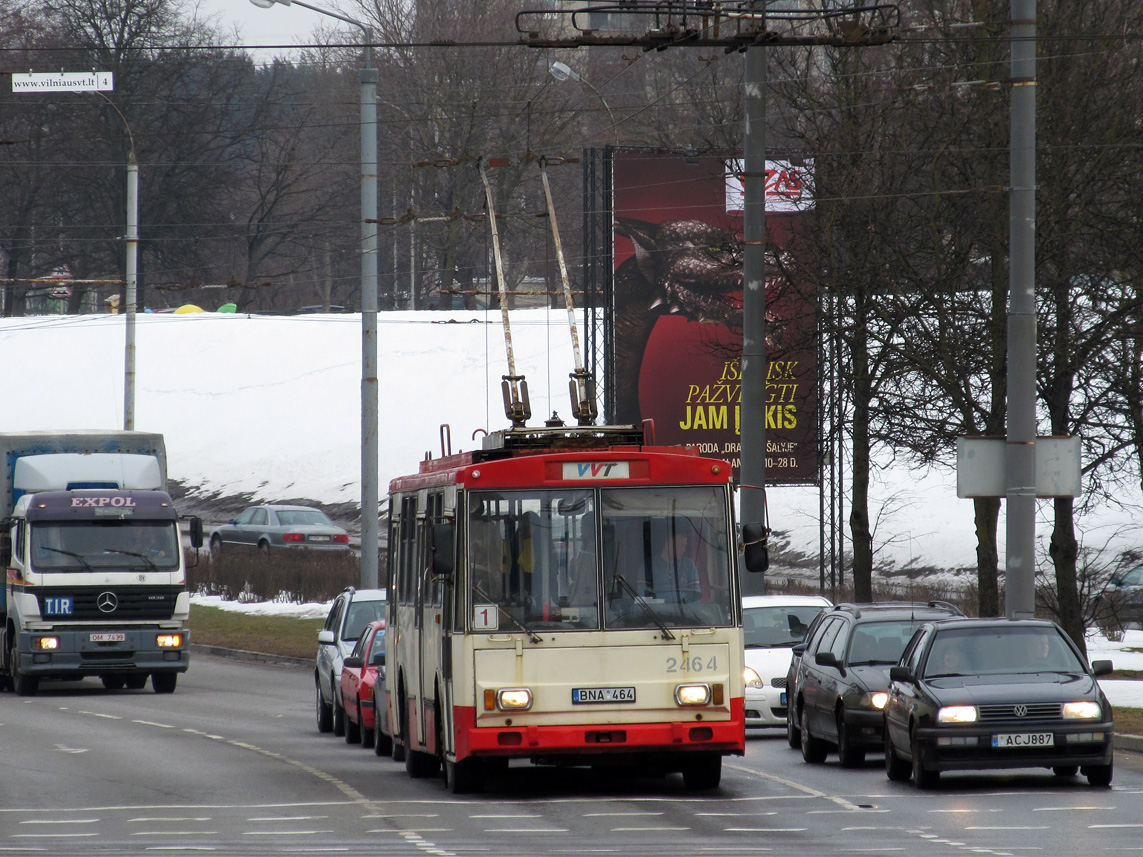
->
[741,523,770,573]
[0,529,9,567]
[186,516,204,549]
[430,522,455,578]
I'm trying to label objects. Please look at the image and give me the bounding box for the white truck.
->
[0,431,203,695]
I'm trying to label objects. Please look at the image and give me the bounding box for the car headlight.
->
[938,705,978,724]
[859,691,889,710]
[1063,701,1101,719]
[743,667,764,689]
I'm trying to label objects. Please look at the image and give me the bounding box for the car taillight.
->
[334,534,349,544]
[283,533,305,542]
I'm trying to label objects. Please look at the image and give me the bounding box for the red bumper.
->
[454,698,745,761]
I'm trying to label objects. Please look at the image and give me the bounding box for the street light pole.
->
[251,0,380,589]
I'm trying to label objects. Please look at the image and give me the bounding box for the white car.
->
[742,594,832,729]
[315,587,387,735]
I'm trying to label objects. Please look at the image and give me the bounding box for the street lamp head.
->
[249,0,290,8]
[549,61,581,83]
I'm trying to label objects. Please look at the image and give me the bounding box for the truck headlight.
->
[34,636,59,650]
[156,633,183,648]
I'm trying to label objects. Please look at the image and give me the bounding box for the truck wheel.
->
[152,672,177,694]
[10,644,38,696]
[125,674,148,690]
[102,674,127,690]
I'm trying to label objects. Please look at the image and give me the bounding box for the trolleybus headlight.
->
[1063,701,1101,720]
[34,636,59,650]
[675,683,712,706]
[156,633,183,648]
[496,688,533,710]
[743,667,764,689]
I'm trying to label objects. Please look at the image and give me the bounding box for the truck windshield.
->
[31,521,181,572]
[466,485,733,632]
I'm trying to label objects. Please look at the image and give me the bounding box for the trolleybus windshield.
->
[466,485,733,633]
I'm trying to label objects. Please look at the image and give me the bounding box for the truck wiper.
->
[103,548,158,570]
[37,546,93,572]
[471,583,542,644]
[611,573,675,640]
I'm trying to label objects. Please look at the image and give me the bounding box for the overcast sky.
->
[196,0,339,51]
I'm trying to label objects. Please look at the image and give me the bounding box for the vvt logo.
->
[577,463,617,478]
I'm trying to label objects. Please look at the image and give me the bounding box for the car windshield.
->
[344,600,386,640]
[31,520,181,571]
[744,605,825,648]
[924,627,1086,677]
[276,509,333,526]
[1119,566,1143,587]
[847,620,926,665]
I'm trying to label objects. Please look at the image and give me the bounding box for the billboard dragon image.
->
[612,150,817,485]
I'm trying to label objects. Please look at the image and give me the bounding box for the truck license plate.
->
[572,686,636,704]
[90,633,126,643]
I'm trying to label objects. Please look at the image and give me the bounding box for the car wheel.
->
[911,729,939,789]
[258,540,271,556]
[332,692,346,737]
[360,698,375,749]
[836,708,865,768]
[1084,759,1113,787]
[345,704,361,744]
[210,534,223,559]
[681,753,722,790]
[800,706,828,763]
[885,728,911,781]
[1053,765,1078,778]
[152,672,177,694]
[786,703,801,749]
[316,683,333,733]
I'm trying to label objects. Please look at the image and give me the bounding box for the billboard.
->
[612,150,817,484]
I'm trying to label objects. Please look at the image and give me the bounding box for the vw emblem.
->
[96,592,118,613]
[1014,704,1028,718]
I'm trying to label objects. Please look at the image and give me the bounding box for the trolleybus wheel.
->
[445,758,485,794]
[681,753,721,790]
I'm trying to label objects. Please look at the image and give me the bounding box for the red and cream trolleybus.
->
[385,421,764,793]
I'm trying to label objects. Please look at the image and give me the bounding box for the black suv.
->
[789,601,963,766]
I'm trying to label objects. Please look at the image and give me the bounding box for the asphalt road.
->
[3,655,1143,856]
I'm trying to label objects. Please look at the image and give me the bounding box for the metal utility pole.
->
[1006,0,1038,619]
[739,40,768,591]
[124,152,138,430]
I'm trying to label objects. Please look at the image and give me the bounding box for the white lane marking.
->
[585,812,664,817]
[724,761,864,811]
[129,832,220,837]
[1033,805,1114,812]
[19,819,98,825]
[129,817,212,823]
[78,711,121,720]
[246,816,329,822]
[133,720,176,729]
[53,745,87,754]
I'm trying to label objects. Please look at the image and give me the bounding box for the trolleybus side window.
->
[398,497,417,603]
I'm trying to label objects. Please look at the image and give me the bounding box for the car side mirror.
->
[1091,659,1114,676]
[791,642,806,657]
[815,651,839,668]
[889,665,914,683]
[318,629,335,645]
[1109,577,1122,587]
[343,655,363,669]
[370,650,386,667]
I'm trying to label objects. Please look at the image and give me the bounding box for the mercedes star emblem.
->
[96,591,119,613]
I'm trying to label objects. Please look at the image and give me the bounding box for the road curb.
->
[191,643,313,670]
[1115,732,1143,755]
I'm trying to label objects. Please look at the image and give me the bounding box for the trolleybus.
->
[384,421,764,793]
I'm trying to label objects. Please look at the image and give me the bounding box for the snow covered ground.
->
[4,310,1142,577]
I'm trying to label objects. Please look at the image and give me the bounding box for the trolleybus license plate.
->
[573,687,636,704]
[992,732,1053,748]
[90,633,126,643]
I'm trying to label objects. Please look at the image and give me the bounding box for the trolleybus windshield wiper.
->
[472,583,543,644]
[612,573,676,640]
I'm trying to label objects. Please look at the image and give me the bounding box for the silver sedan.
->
[209,504,350,555]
